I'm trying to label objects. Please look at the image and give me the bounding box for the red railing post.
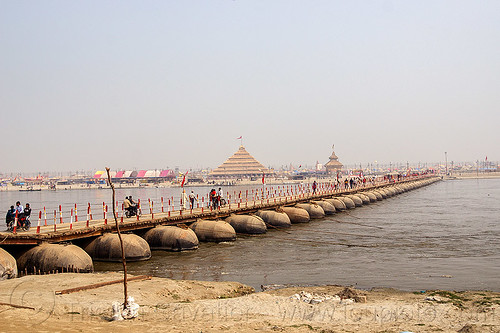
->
[70,208,73,230]
[36,211,41,233]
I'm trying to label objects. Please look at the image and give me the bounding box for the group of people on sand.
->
[5,201,31,231]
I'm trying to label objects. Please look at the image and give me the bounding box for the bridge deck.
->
[0,178,430,245]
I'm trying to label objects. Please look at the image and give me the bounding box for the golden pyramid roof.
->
[328,151,339,160]
[325,159,343,167]
[210,146,270,177]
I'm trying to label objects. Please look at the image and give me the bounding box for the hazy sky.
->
[1,1,499,173]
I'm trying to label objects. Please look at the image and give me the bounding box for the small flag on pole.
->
[181,172,188,187]
[236,136,242,140]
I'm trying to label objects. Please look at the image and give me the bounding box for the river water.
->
[2,179,499,292]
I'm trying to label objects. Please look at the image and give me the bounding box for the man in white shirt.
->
[15,201,23,216]
[188,191,197,209]
[217,188,223,208]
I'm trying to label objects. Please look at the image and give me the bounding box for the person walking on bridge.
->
[209,189,217,208]
[217,187,224,208]
[189,191,197,209]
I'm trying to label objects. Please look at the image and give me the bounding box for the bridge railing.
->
[11,173,435,235]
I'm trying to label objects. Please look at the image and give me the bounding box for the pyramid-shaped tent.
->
[210,146,271,178]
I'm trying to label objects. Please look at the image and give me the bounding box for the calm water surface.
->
[2,179,499,291]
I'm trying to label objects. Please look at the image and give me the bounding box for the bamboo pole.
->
[0,302,35,310]
[106,167,128,307]
[55,275,151,295]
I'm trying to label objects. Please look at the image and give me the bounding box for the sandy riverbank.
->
[0,273,498,332]
[0,183,162,192]
[3,173,500,193]
[449,172,500,180]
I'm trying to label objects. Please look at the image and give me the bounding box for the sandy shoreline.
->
[0,272,498,332]
[448,172,500,180]
[0,179,305,192]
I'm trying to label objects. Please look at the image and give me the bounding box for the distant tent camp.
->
[93,170,114,180]
[159,170,174,178]
[209,145,272,179]
[94,169,175,180]
[144,170,158,178]
[114,171,125,178]
[93,171,106,179]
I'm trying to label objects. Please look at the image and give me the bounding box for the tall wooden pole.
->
[106,167,128,306]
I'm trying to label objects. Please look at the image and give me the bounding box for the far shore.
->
[2,172,500,193]
[0,179,305,192]
[447,172,500,179]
